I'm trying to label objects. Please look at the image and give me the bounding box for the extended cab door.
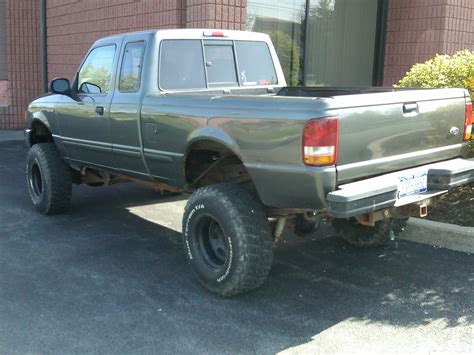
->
[58,38,122,168]
[109,35,148,177]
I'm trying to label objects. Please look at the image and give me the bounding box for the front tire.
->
[182,183,273,297]
[332,218,394,247]
[26,143,72,214]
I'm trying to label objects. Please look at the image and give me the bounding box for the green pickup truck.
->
[25,29,474,296]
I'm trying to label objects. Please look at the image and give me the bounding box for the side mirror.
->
[79,82,102,94]
[50,78,71,95]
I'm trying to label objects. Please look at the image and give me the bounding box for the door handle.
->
[402,103,418,114]
[95,106,104,116]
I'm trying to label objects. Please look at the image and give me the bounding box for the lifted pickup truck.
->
[25,29,473,296]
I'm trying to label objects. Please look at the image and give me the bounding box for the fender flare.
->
[184,127,270,205]
[184,126,243,162]
[27,112,53,147]
[29,111,51,131]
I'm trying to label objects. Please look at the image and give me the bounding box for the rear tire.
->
[26,143,72,214]
[182,183,273,297]
[393,217,409,236]
[295,214,321,236]
[332,218,394,247]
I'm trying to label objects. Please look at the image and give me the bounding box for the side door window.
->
[78,45,116,94]
[119,41,146,92]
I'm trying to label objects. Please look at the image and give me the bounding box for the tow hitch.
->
[354,197,440,227]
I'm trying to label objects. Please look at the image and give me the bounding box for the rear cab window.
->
[235,41,278,86]
[159,38,278,91]
[159,40,206,90]
[204,41,238,87]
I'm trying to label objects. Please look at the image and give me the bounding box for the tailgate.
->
[335,88,469,183]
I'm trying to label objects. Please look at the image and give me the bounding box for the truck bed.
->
[277,86,428,98]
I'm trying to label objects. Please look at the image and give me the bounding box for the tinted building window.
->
[159,40,206,90]
[247,0,381,87]
[247,0,305,86]
[235,41,278,86]
[119,41,145,92]
[305,0,378,86]
[78,45,116,93]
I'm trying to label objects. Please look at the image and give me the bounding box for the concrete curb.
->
[0,130,24,142]
[402,218,474,254]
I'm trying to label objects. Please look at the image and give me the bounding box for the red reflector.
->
[303,117,339,166]
[464,101,472,141]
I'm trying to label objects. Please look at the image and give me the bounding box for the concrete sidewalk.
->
[0,130,23,142]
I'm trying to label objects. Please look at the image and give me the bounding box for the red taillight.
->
[465,101,472,141]
[303,116,339,166]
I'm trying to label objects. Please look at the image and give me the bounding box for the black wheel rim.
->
[195,215,229,271]
[29,161,43,199]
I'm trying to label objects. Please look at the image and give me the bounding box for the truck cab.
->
[42,30,285,184]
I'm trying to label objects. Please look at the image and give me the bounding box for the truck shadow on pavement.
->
[1,140,473,353]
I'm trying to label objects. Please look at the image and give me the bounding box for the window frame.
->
[118,40,146,93]
[76,44,117,96]
[158,39,279,93]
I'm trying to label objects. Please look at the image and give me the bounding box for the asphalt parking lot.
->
[1,139,473,354]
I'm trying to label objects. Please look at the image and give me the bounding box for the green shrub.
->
[396,50,474,100]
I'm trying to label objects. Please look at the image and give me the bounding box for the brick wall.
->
[0,80,8,103]
[383,0,474,85]
[46,0,186,82]
[186,0,246,29]
[0,0,7,81]
[0,0,41,130]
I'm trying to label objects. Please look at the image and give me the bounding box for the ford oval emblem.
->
[449,127,460,136]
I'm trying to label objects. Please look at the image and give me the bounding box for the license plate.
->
[397,168,428,198]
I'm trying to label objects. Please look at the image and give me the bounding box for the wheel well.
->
[185,140,251,190]
[30,121,53,146]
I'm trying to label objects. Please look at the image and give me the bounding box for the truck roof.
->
[95,28,271,44]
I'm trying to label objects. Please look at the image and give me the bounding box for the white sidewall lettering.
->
[217,235,233,283]
[184,203,205,260]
